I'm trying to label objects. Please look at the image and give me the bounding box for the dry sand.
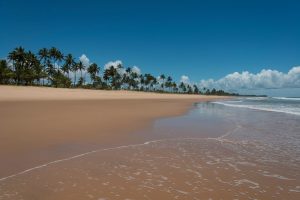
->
[0,86,226,178]
[0,85,223,101]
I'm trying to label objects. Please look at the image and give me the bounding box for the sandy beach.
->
[0,86,225,178]
[1,86,299,200]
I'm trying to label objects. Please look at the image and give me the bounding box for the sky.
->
[0,0,300,96]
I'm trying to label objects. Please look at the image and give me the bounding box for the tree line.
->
[0,46,237,96]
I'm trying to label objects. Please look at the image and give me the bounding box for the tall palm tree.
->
[56,50,64,72]
[8,46,25,85]
[172,82,178,93]
[165,76,172,92]
[49,47,63,73]
[193,84,199,94]
[49,47,57,67]
[71,61,79,87]
[179,82,186,93]
[87,63,99,85]
[38,48,49,85]
[77,61,85,86]
[62,54,74,79]
[160,74,166,90]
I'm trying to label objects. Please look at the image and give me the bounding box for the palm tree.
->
[144,73,155,91]
[179,82,186,93]
[77,61,85,86]
[49,47,63,73]
[38,48,49,85]
[8,46,25,85]
[49,47,57,68]
[193,84,199,94]
[160,74,166,90]
[56,50,64,72]
[45,59,55,85]
[71,61,79,87]
[165,76,172,92]
[24,51,42,85]
[62,54,74,79]
[103,68,110,88]
[87,63,99,85]
[187,85,193,94]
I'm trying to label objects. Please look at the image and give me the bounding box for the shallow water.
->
[0,100,299,200]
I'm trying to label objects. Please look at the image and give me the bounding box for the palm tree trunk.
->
[81,70,83,86]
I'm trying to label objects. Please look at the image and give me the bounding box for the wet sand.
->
[1,138,299,200]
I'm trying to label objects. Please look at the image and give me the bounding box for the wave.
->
[272,97,300,101]
[245,97,268,101]
[213,101,300,116]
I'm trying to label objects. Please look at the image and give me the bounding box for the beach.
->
[0,86,224,179]
[1,86,299,200]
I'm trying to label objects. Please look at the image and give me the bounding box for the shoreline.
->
[0,85,231,101]
[0,86,229,177]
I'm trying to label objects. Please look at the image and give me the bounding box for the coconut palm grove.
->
[0,46,237,95]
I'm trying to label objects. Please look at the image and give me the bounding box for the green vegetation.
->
[0,46,237,96]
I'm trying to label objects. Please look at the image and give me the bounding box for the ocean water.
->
[1,98,300,200]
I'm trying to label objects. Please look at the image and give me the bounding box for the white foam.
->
[1,138,217,182]
[212,101,300,116]
[234,179,260,189]
[0,139,165,182]
[272,97,300,101]
[261,173,294,180]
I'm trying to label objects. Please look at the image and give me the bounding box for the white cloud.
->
[180,75,190,84]
[104,60,122,70]
[132,66,141,75]
[79,54,90,67]
[199,66,300,90]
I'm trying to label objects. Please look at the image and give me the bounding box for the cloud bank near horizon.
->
[199,66,300,91]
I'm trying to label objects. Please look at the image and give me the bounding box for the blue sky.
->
[1,0,300,96]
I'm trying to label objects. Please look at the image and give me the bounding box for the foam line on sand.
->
[0,126,240,183]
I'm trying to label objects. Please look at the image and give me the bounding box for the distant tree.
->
[193,84,199,94]
[172,82,178,93]
[179,82,186,93]
[160,74,166,90]
[165,76,173,92]
[187,85,193,94]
